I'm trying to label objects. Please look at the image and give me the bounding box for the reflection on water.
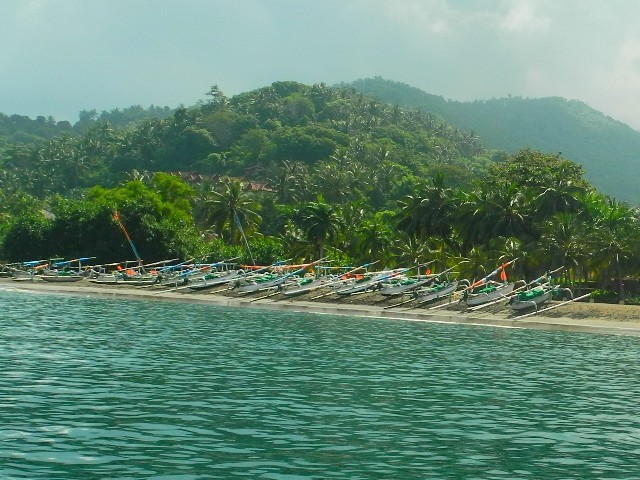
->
[1,288,640,478]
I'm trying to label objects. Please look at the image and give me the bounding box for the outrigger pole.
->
[113,211,144,271]
[514,292,592,320]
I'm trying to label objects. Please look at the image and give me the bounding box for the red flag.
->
[499,268,507,282]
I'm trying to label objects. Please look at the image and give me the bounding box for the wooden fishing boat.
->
[39,257,96,283]
[335,267,414,296]
[414,281,459,304]
[40,272,85,283]
[334,272,391,295]
[9,260,48,281]
[508,286,554,311]
[508,284,573,312]
[464,282,515,307]
[379,276,432,296]
[88,267,157,286]
[187,270,243,291]
[11,270,37,281]
[235,272,294,293]
[281,275,337,297]
[234,259,324,294]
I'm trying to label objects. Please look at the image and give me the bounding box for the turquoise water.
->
[1,288,640,479]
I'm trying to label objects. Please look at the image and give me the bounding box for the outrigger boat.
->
[415,281,460,305]
[463,259,517,307]
[235,259,324,294]
[384,263,468,309]
[334,267,413,296]
[186,269,243,291]
[41,271,85,282]
[280,262,377,298]
[281,274,337,297]
[378,263,434,296]
[40,257,96,282]
[464,282,515,307]
[10,259,50,281]
[508,283,573,312]
[88,261,154,285]
[156,258,239,291]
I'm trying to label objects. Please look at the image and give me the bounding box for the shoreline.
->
[2,278,640,337]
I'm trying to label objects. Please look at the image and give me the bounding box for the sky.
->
[2,0,640,129]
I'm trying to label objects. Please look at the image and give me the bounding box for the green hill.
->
[0,81,493,203]
[345,77,640,204]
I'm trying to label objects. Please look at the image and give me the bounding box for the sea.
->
[1,287,640,479]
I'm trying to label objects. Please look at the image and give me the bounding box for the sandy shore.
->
[2,277,640,337]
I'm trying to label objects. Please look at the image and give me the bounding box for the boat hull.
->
[41,275,85,283]
[282,277,335,297]
[415,282,458,304]
[509,290,553,311]
[187,271,242,291]
[379,278,431,296]
[465,283,515,307]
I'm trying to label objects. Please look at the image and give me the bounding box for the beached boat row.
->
[1,256,579,315]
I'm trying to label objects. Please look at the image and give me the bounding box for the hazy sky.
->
[3,0,640,129]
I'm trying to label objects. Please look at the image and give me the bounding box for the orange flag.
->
[499,268,507,282]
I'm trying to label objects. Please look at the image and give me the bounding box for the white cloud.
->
[377,0,455,35]
[498,0,550,34]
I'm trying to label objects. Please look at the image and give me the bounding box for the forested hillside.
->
[0,82,491,201]
[0,105,174,151]
[1,81,638,298]
[346,77,640,204]
[0,114,73,148]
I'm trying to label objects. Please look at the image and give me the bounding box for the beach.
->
[2,277,639,336]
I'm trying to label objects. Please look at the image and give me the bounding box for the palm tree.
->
[396,193,429,239]
[590,197,638,298]
[396,174,454,241]
[353,213,394,265]
[201,178,261,244]
[457,182,532,251]
[295,199,342,260]
[391,234,430,269]
[267,160,310,204]
[537,212,589,286]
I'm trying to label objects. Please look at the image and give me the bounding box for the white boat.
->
[379,276,432,296]
[235,273,293,294]
[41,273,85,283]
[334,272,392,296]
[11,270,37,281]
[187,270,243,291]
[88,273,120,284]
[508,287,554,311]
[464,282,515,307]
[87,270,157,286]
[414,281,459,304]
[234,259,324,294]
[508,284,572,312]
[281,275,337,297]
